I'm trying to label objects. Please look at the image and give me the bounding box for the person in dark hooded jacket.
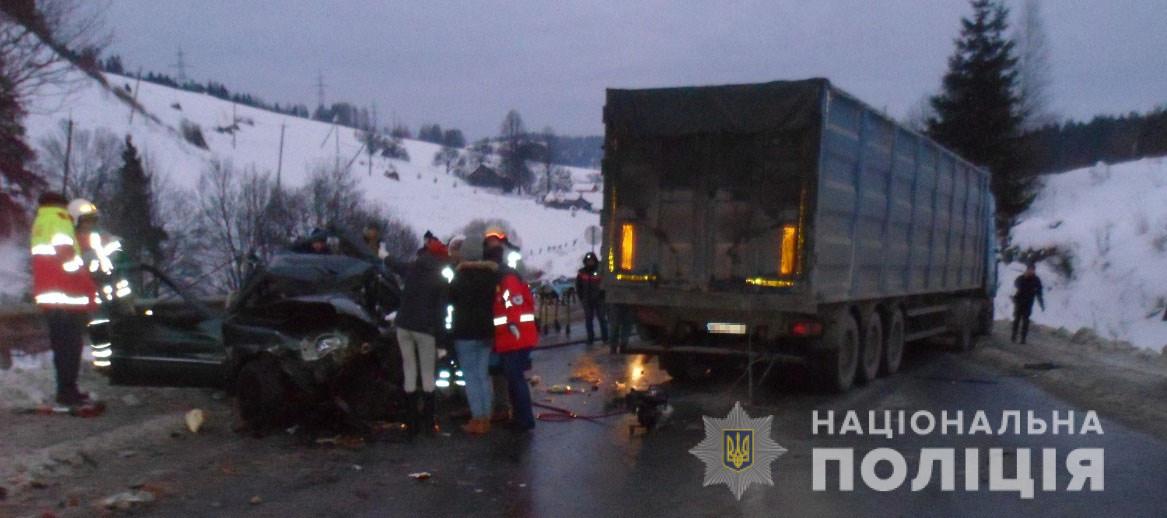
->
[575,252,608,345]
[394,231,449,436]
[1011,263,1044,344]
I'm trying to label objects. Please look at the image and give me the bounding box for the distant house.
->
[466,165,514,192]
[543,191,593,211]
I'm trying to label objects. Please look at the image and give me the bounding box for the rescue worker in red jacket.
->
[484,229,537,432]
[30,193,98,405]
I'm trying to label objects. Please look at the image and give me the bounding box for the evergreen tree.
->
[0,54,42,238]
[110,136,167,289]
[928,0,1033,242]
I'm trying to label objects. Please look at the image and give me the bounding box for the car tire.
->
[235,356,295,435]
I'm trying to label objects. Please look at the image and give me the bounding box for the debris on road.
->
[249,495,263,505]
[100,489,155,510]
[121,394,141,407]
[408,472,432,481]
[547,384,573,394]
[185,409,206,433]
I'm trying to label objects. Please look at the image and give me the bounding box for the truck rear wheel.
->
[817,311,860,393]
[881,308,905,376]
[857,310,882,384]
[951,300,976,351]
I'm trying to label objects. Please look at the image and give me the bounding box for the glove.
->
[508,324,521,340]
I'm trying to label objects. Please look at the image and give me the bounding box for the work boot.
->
[403,391,419,438]
[421,392,439,435]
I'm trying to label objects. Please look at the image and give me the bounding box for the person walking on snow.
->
[394,231,449,437]
[484,230,538,432]
[1011,263,1044,344]
[576,252,608,346]
[30,193,98,406]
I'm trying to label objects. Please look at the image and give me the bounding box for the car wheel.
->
[235,356,295,435]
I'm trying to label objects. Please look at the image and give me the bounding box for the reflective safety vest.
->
[492,270,538,352]
[30,206,97,311]
[80,230,130,302]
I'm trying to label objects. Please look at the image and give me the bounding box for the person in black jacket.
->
[1011,263,1045,344]
[393,231,449,436]
[575,252,608,346]
[446,235,500,435]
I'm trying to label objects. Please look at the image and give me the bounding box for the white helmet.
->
[67,198,98,223]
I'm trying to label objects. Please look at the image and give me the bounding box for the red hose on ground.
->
[532,401,626,422]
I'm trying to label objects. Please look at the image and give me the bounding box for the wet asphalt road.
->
[118,337,1167,517]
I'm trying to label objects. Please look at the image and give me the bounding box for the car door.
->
[101,266,227,387]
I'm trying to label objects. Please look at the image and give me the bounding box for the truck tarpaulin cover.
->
[604,79,826,137]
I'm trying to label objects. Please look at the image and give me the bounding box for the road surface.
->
[3,328,1166,517]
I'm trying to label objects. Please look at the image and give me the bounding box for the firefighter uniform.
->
[30,200,97,404]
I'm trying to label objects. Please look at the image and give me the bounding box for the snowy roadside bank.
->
[973,321,1167,440]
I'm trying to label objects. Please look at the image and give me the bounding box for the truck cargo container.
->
[601,78,997,392]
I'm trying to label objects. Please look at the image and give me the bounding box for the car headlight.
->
[301,333,349,361]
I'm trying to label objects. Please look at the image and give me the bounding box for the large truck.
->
[600,79,997,392]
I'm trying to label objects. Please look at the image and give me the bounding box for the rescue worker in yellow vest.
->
[68,199,127,303]
[30,192,98,405]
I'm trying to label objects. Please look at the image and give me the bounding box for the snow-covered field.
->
[11,66,600,285]
[994,157,1167,352]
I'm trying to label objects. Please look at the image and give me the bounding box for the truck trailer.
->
[600,78,997,392]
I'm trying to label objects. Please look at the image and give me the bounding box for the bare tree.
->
[0,0,111,103]
[1013,0,1055,130]
[432,146,459,174]
[35,120,120,200]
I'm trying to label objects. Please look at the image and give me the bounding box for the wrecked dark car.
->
[88,234,461,433]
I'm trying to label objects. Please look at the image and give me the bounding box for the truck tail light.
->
[780,224,797,276]
[620,223,635,271]
[791,320,823,337]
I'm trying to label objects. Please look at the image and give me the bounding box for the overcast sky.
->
[103,1,1166,140]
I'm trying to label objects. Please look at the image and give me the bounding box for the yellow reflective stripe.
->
[35,292,90,306]
[31,244,57,256]
[493,316,508,326]
[519,313,536,323]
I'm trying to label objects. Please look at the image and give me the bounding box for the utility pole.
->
[61,117,74,196]
[128,67,143,124]
[334,118,340,175]
[231,102,237,149]
[315,72,326,113]
[276,123,285,189]
[174,47,188,85]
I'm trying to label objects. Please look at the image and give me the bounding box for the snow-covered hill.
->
[994,157,1167,352]
[13,66,600,289]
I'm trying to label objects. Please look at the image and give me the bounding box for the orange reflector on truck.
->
[780,224,797,276]
[620,223,635,271]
